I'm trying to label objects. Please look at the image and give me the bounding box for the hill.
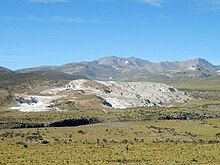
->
[0,67,86,92]
[0,67,12,74]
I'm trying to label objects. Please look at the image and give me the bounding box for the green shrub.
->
[41,140,49,144]
[78,130,86,134]
[16,141,28,148]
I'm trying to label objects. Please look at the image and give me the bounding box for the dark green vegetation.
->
[0,72,52,93]
[0,69,87,93]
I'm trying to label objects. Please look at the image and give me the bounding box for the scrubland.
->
[1,78,220,164]
[1,119,220,164]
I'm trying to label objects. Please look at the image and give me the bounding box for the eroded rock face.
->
[12,95,60,112]
[42,79,191,109]
[15,95,38,104]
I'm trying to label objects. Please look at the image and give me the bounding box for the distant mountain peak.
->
[187,58,215,70]
[96,56,152,68]
[192,58,209,62]
[15,56,219,80]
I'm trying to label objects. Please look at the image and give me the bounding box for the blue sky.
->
[1,0,220,70]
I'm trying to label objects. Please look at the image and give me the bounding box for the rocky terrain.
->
[42,79,190,109]
[17,56,219,81]
[11,95,63,112]
[2,57,218,111]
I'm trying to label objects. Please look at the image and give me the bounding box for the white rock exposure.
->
[42,79,190,109]
[11,95,62,112]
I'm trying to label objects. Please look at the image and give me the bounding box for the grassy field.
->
[1,77,220,164]
[1,141,220,164]
[1,119,220,164]
[171,77,220,91]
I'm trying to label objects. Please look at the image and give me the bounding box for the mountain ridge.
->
[15,56,219,81]
[0,67,12,74]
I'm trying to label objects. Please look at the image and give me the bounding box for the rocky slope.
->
[0,67,12,74]
[11,95,64,112]
[17,57,219,81]
[42,79,190,109]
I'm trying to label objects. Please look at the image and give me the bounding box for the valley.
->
[1,57,220,164]
[2,0,220,163]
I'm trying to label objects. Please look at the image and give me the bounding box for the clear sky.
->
[1,0,220,70]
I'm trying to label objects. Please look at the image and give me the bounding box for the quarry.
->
[11,79,191,111]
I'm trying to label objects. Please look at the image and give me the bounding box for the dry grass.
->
[1,142,220,165]
[1,120,220,164]
[172,77,220,91]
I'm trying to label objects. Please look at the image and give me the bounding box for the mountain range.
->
[16,56,220,81]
